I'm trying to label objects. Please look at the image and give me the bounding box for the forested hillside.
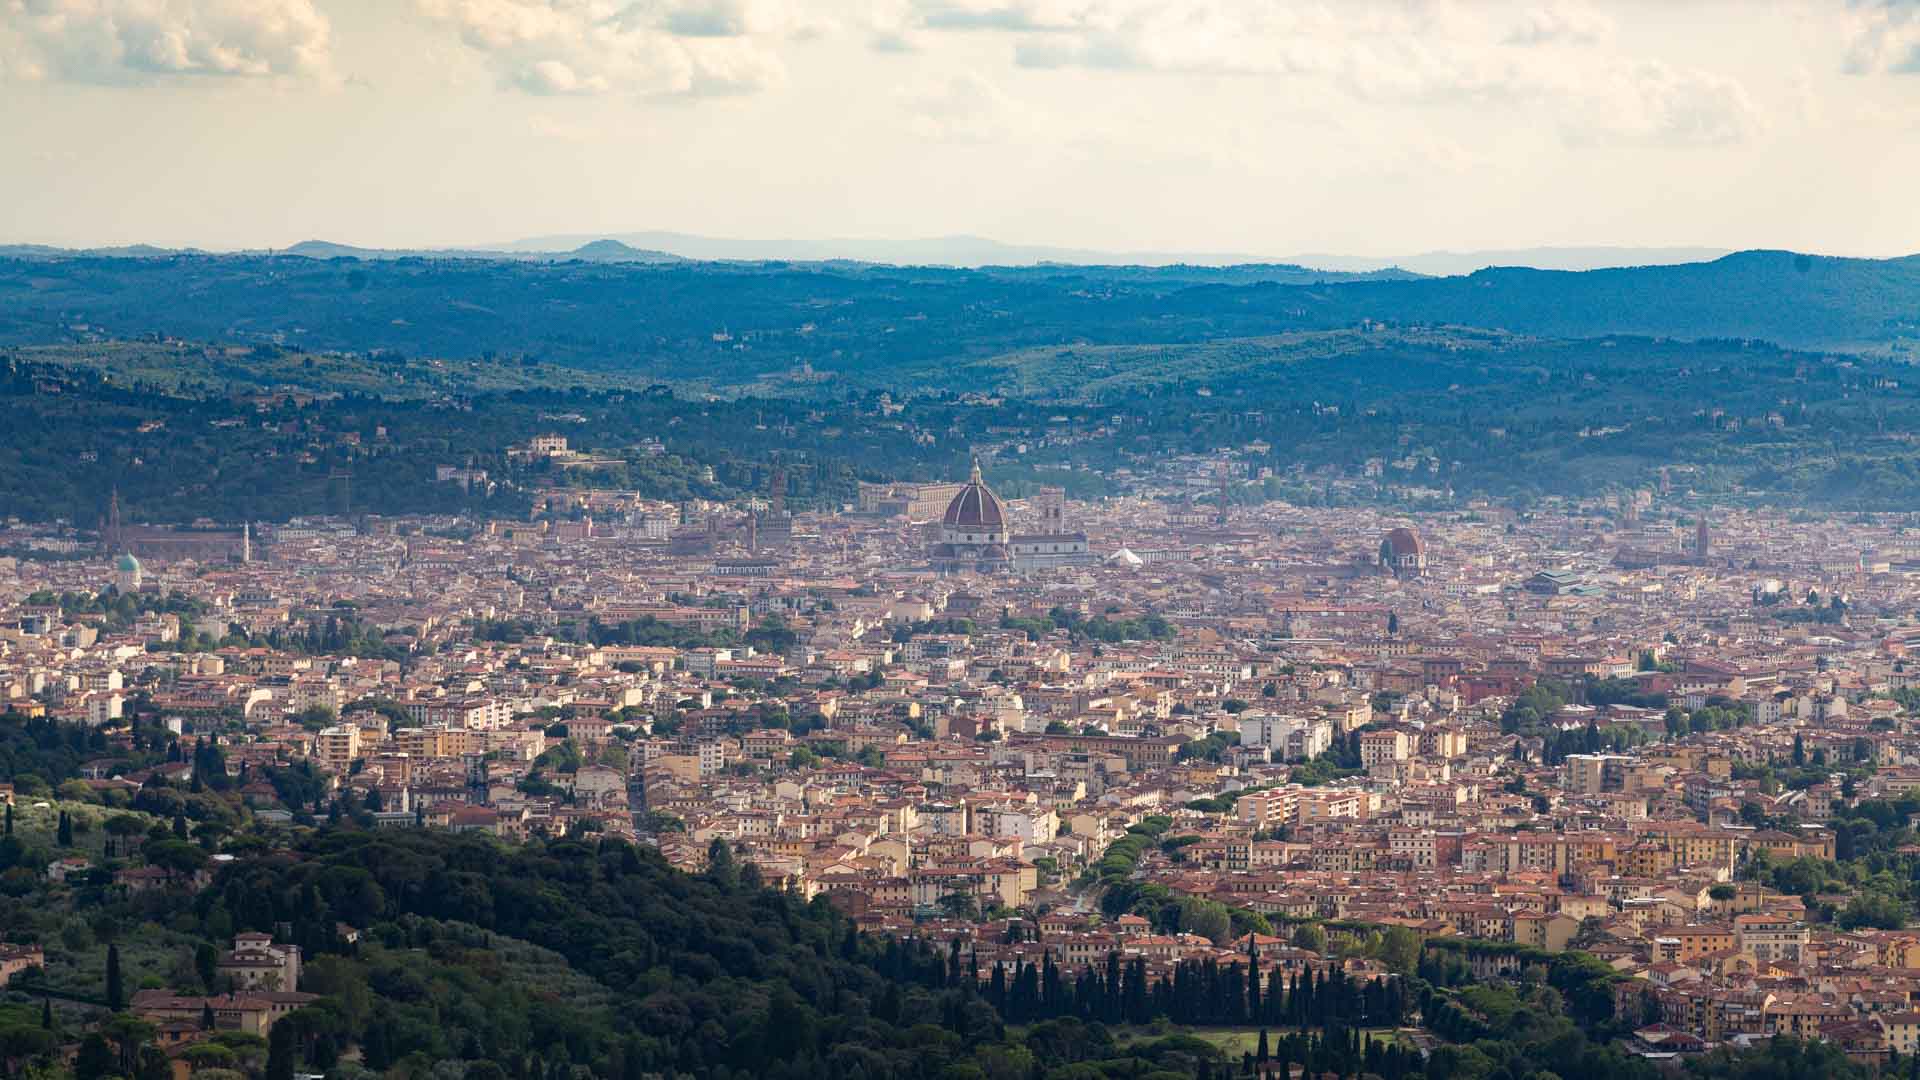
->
[1,251,1915,389]
[19,324,1920,525]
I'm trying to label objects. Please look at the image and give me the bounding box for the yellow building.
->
[312,724,361,773]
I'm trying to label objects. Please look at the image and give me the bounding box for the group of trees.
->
[176,829,1326,1080]
[1663,701,1757,739]
[264,615,408,662]
[23,588,206,631]
[1730,793,1920,928]
[979,945,1411,1032]
[1499,682,1572,736]
[1292,734,1366,787]
[1002,607,1176,645]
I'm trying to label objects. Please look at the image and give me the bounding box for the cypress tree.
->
[58,811,73,847]
[195,943,218,993]
[105,944,124,1010]
[1247,939,1261,1017]
[363,1019,392,1069]
[266,1016,295,1080]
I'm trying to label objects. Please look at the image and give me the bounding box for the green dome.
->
[115,552,141,572]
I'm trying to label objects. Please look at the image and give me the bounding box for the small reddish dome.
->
[944,462,1007,530]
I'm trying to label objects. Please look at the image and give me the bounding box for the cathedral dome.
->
[1381,527,1424,560]
[943,462,1006,531]
[1379,526,1427,577]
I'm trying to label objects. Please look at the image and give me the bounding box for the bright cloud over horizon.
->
[3,0,1920,258]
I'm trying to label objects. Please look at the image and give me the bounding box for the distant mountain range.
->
[282,238,685,264]
[1282,246,1733,276]
[477,232,1734,274]
[0,243,207,259]
[1,235,1740,275]
[0,239,687,264]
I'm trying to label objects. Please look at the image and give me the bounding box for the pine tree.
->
[1257,1029,1270,1064]
[75,1033,116,1080]
[138,1046,172,1080]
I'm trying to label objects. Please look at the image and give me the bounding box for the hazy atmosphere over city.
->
[13,6,1920,1080]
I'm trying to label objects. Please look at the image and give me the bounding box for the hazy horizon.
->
[2,230,1766,272]
[5,1,1920,258]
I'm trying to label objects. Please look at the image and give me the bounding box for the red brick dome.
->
[943,462,1006,530]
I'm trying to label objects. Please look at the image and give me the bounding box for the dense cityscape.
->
[9,428,1920,1078]
[9,2,1920,1077]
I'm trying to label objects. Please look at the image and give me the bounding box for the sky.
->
[4,0,1920,258]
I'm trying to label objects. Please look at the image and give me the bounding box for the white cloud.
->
[527,110,594,138]
[870,29,919,52]
[896,68,1039,141]
[873,0,1763,148]
[928,1,1089,31]
[1562,61,1762,146]
[1843,0,1920,74]
[1504,1,1612,46]
[415,0,790,98]
[1,0,334,84]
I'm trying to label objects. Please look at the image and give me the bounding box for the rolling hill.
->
[0,249,1914,391]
